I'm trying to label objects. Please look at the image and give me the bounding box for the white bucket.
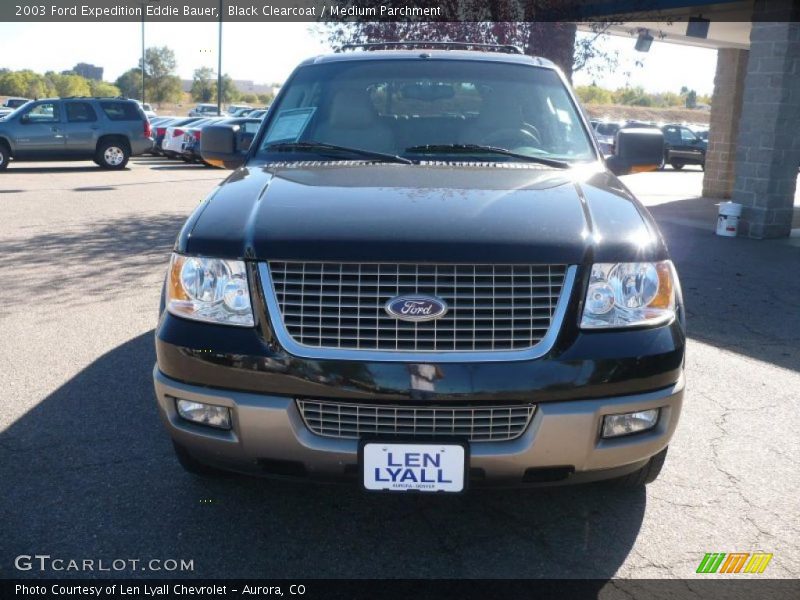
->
[716,202,742,237]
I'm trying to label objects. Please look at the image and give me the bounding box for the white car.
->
[131,99,157,120]
[161,117,218,157]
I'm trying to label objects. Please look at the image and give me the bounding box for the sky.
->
[0,22,717,94]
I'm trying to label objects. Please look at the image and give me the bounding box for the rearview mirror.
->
[201,124,247,169]
[606,128,664,176]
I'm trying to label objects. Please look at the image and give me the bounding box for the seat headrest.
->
[328,89,377,129]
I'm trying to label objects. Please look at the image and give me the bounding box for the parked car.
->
[188,103,224,117]
[246,109,269,120]
[661,123,707,170]
[151,117,184,155]
[0,108,13,119]
[3,97,30,109]
[181,117,262,164]
[0,97,152,170]
[155,44,683,492]
[592,120,622,155]
[145,116,177,155]
[160,117,212,157]
[226,105,253,117]
[134,100,157,120]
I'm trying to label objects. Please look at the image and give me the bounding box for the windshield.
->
[256,59,595,164]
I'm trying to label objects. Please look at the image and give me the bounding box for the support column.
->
[702,48,748,199]
[732,16,800,238]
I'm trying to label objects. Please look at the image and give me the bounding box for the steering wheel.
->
[481,127,541,149]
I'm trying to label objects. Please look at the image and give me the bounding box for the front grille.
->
[267,262,567,352]
[297,400,536,442]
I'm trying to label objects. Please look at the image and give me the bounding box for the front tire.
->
[0,142,10,171]
[96,139,130,169]
[670,161,685,170]
[611,447,669,488]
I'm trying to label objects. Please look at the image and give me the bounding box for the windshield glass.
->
[256,59,595,164]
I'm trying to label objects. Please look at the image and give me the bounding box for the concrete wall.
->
[732,16,800,238]
[702,48,748,199]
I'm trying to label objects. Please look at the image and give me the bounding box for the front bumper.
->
[154,366,683,486]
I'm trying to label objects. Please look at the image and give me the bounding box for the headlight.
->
[166,254,254,327]
[581,261,676,329]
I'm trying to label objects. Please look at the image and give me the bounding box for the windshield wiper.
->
[404,144,570,169]
[264,141,412,165]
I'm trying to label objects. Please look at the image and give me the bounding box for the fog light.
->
[176,399,231,430]
[602,409,659,438]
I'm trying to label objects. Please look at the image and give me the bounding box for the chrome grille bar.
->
[297,400,536,442]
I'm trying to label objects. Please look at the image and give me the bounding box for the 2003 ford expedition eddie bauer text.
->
[153,43,685,493]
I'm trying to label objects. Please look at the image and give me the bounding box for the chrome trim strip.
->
[258,263,577,363]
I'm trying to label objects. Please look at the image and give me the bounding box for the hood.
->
[179,162,667,264]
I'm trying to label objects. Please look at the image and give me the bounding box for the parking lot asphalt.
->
[1,158,798,580]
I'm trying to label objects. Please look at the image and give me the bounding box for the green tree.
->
[574,84,613,105]
[140,46,181,103]
[191,67,215,102]
[214,73,239,103]
[0,71,31,96]
[46,72,91,97]
[115,68,143,99]
[90,81,121,97]
[257,92,274,106]
[321,20,617,82]
[685,89,697,109]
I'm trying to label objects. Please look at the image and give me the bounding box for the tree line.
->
[0,69,120,99]
[1,46,274,107]
[575,84,711,108]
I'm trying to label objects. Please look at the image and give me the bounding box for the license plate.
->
[361,441,467,493]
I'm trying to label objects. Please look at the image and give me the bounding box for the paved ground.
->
[1,159,798,580]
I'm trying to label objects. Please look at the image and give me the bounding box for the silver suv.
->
[0,97,153,170]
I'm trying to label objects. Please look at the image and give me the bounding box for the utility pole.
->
[217,0,223,115]
[141,11,145,103]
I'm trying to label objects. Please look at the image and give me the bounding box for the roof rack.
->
[337,41,523,55]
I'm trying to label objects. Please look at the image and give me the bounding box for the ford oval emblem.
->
[385,295,448,322]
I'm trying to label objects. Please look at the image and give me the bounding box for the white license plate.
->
[361,442,467,493]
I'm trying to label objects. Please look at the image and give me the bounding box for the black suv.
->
[0,97,153,170]
[661,123,707,170]
[154,45,684,492]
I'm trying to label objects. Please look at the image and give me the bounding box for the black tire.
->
[670,161,684,170]
[0,142,10,171]
[172,441,231,478]
[610,447,669,488]
[96,139,130,169]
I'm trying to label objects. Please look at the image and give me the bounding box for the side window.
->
[66,102,97,123]
[22,102,59,123]
[664,127,680,144]
[99,101,142,121]
[680,127,698,142]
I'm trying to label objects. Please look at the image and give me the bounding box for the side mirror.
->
[200,124,247,169]
[20,114,29,124]
[606,128,664,176]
